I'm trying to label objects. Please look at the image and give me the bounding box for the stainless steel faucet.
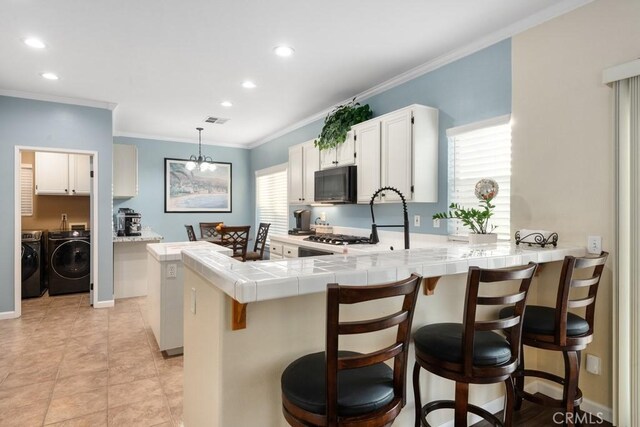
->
[369,187,410,250]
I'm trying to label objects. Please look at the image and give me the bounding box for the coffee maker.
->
[115,208,142,236]
[290,209,313,235]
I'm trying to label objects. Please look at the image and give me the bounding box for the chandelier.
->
[186,127,215,171]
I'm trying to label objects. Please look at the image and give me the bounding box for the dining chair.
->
[185,225,197,242]
[200,222,223,240]
[281,274,422,426]
[499,252,608,426]
[245,223,271,261]
[413,263,537,427]
[220,225,251,261]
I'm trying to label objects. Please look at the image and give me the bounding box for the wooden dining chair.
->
[200,222,223,239]
[220,225,251,262]
[245,223,271,261]
[185,225,197,242]
[281,274,422,426]
[413,263,537,427]
[499,252,608,426]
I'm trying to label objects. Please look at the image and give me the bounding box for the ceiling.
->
[0,0,588,148]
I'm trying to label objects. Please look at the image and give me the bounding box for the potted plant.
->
[433,179,499,244]
[314,98,372,151]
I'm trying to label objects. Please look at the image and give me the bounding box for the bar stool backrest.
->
[253,223,271,256]
[185,225,197,242]
[220,225,251,261]
[200,222,222,239]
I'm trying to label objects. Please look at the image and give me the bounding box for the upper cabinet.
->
[113,144,138,199]
[354,104,439,204]
[288,140,319,204]
[319,131,356,170]
[35,152,91,196]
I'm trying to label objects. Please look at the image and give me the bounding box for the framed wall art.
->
[164,158,232,213]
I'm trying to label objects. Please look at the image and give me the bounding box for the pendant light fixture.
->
[186,127,215,172]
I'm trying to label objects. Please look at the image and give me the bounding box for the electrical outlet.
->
[586,354,600,375]
[167,263,177,278]
[61,213,67,221]
[414,215,421,227]
[587,235,602,254]
[433,218,440,228]
[320,212,326,222]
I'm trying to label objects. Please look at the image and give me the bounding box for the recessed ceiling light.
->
[221,101,233,107]
[273,45,295,57]
[24,37,46,49]
[40,72,59,80]
[241,81,256,89]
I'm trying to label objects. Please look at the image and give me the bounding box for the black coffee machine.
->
[115,208,142,236]
[289,209,313,235]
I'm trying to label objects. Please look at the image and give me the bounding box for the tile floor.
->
[0,293,183,426]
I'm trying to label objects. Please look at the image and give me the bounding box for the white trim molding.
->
[0,311,19,320]
[93,300,115,309]
[603,59,640,85]
[0,89,117,111]
[113,131,250,149]
[446,114,511,138]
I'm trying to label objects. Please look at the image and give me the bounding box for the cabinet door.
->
[319,147,336,170]
[113,144,138,198]
[355,121,381,203]
[35,152,69,195]
[70,154,91,195]
[288,145,304,203]
[303,142,319,203]
[381,110,413,202]
[335,131,356,166]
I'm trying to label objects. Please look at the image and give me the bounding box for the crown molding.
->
[113,131,250,149]
[0,89,118,111]
[248,0,593,150]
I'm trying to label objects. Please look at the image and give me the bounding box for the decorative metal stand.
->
[515,231,558,248]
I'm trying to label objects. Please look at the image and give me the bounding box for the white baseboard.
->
[93,299,114,308]
[0,310,18,320]
[436,381,612,427]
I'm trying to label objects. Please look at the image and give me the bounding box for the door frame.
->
[14,145,100,317]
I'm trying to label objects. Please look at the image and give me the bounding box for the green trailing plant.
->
[314,98,372,151]
[433,199,497,234]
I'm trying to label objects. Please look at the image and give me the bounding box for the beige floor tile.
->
[165,391,183,426]
[53,370,109,398]
[108,360,157,386]
[0,380,54,408]
[58,353,108,378]
[45,410,108,426]
[45,387,108,425]
[159,371,183,395]
[0,398,49,427]
[109,348,154,368]
[108,377,163,408]
[1,364,59,389]
[108,395,171,427]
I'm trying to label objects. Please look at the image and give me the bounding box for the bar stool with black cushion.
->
[281,274,422,427]
[413,263,538,427]
[199,222,222,240]
[220,225,251,262]
[498,251,608,426]
[185,225,197,241]
[245,222,270,261]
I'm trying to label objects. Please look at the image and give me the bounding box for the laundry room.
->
[20,150,92,301]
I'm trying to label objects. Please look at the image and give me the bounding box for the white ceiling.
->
[0,0,589,148]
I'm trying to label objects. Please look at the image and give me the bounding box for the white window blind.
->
[255,163,288,244]
[21,163,33,216]
[446,115,511,240]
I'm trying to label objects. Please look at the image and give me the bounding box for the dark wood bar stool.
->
[185,224,197,241]
[245,222,270,261]
[413,263,537,427]
[219,225,251,261]
[281,274,422,426]
[498,252,608,426]
[199,221,222,239]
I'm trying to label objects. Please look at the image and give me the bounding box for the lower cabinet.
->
[268,240,299,259]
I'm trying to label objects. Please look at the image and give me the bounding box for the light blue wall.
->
[249,39,512,234]
[113,137,252,243]
[0,95,114,311]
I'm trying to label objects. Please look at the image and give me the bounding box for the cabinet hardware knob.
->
[65,189,68,192]
[381,193,386,197]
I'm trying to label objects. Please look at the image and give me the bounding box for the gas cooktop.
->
[304,234,371,245]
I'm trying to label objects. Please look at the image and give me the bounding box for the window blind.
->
[21,164,33,217]
[446,116,511,240]
[255,164,288,244]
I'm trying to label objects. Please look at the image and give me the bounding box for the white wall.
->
[512,0,640,408]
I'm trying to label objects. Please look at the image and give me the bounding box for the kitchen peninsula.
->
[113,229,163,299]
[181,242,585,427]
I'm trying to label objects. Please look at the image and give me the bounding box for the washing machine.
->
[22,230,46,298]
[47,230,91,295]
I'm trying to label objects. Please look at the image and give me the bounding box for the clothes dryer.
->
[22,230,46,298]
[47,230,90,295]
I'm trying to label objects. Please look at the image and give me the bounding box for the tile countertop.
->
[113,230,164,243]
[181,242,586,304]
[147,241,232,262]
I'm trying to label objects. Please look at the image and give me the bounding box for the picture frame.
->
[164,158,232,213]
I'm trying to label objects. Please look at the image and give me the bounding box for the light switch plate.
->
[587,236,602,254]
[586,353,600,375]
[414,215,420,227]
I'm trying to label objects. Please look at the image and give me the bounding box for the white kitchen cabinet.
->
[283,244,299,258]
[113,144,138,198]
[288,140,319,204]
[319,131,356,170]
[35,152,91,196]
[353,104,438,204]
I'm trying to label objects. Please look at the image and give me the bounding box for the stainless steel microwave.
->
[314,165,357,204]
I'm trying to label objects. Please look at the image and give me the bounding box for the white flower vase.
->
[468,233,498,245]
